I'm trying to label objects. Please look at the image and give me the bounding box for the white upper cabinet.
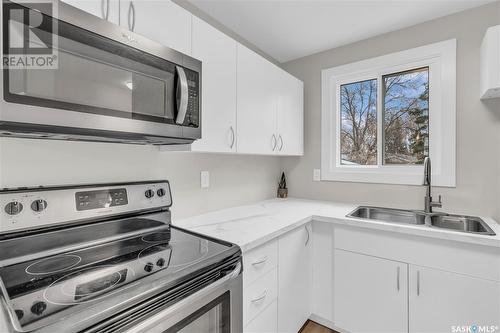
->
[61,0,119,24]
[191,17,237,153]
[276,71,304,155]
[237,44,304,156]
[120,0,192,55]
[237,44,279,155]
[480,25,500,99]
[409,265,500,333]
[278,224,312,333]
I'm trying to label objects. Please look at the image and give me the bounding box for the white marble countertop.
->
[174,198,500,252]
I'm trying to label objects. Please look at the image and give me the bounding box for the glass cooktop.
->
[0,218,239,327]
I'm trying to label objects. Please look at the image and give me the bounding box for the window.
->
[321,39,456,186]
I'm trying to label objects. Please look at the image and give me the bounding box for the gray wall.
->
[282,2,500,219]
[0,138,281,219]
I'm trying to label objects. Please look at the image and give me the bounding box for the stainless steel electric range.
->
[0,181,242,333]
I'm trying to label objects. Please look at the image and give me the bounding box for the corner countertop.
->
[174,198,500,252]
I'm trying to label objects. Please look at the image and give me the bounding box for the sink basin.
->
[347,206,496,236]
[429,215,495,235]
[348,206,426,225]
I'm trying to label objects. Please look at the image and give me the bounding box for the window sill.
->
[320,167,455,187]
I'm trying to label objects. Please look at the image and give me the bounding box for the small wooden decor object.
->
[277,172,288,198]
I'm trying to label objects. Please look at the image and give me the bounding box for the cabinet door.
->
[278,224,312,333]
[61,0,119,24]
[237,44,278,155]
[333,249,408,333]
[121,0,192,55]
[311,222,333,323]
[190,17,237,153]
[409,265,500,333]
[276,71,304,156]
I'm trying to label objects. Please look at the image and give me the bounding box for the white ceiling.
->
[187,0,495,63]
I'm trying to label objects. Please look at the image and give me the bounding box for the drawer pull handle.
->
[417,270,420,296]
[251,290,267,303]
[251,256,268,266]
[397,266,400,291]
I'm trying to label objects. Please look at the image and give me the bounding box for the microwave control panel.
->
[185,69,199,127]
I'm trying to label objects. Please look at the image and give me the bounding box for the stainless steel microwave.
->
[0,0,201,145]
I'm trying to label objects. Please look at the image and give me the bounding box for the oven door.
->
[0,0,201,141]
[124,262,242,333]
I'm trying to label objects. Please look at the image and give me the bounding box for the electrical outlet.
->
[200,171,210,188]
[313,169,321,181]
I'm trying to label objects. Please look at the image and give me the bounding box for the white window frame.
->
[321,39,456,187]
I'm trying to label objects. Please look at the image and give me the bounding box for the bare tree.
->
[340,80,377,165]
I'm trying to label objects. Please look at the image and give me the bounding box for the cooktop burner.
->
[26,254,82,275]
[141,231,172,243]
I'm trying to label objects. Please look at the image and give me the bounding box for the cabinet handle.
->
[229,126,235,149]
[251,290,267,303]
[102,0,110,20]
[305,225,310,246]
[271,134,277,151]
[397,267,400,291]
[128,2,136,31]
[417,270,420,296]
[251,256,268,266]
[278,135,283,151]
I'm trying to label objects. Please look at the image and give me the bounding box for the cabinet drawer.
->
[243,240,278,286]
[244,300,277,333]
[243,267,278,326]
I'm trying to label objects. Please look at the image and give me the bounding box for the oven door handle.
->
[175,66,189,125]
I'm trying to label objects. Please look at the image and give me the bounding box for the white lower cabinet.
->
[333,249,408,333]
[243,240,279,333]
[277,224,312,333]
[244,301,278,333]
[244,268,278,326]
[332,226,500,333]
[409,265,500,333]
[243,223,499,333]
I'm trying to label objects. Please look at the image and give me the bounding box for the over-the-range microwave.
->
[0,0,201,145]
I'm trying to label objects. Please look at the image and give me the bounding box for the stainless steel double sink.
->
[347,206,496,236]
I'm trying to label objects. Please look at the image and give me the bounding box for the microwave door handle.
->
[175,66,189,125]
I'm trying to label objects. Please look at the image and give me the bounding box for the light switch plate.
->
[200,171,210,188]
[313,169,321,181]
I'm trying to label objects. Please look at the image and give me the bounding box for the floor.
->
[300,320,339,333]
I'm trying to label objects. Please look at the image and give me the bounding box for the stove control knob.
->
[4,201,23,216]
[144,262,154,272]
[15,309,24,320]
[145,190,155,199]
[31,199,48,213]
[157,188,166,197]
[156,258,165,267]
[31,301,47,316]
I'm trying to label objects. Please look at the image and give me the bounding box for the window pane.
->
[383,67,429,165]
[340,79,377,165]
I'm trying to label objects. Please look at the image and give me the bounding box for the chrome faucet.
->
[423,157,442,214]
